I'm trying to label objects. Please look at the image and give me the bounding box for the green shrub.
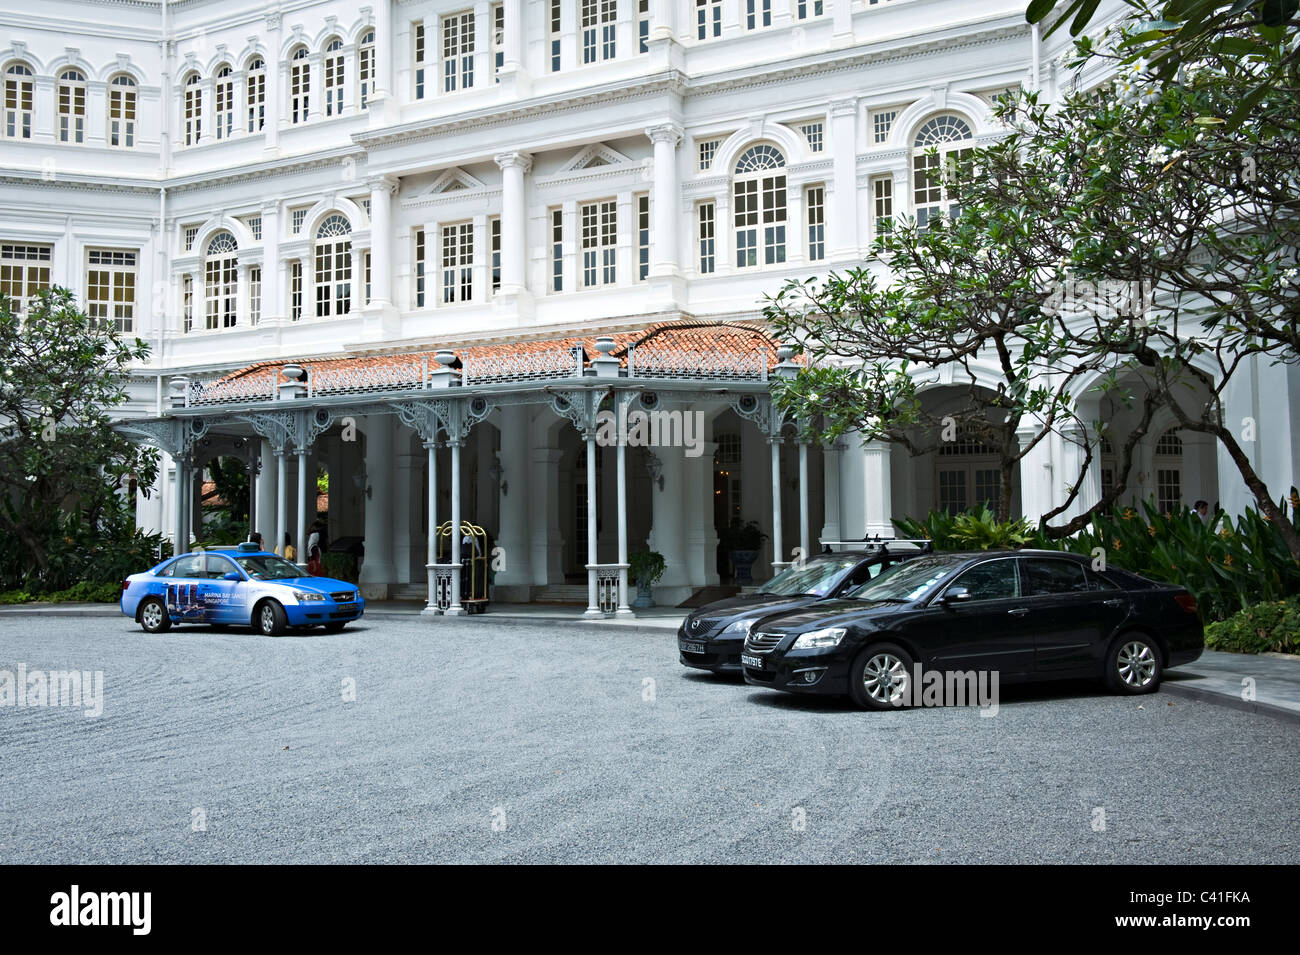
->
[894,504,1031,550]
[0,589,35,604]
[44,581,122,603]
[629,550,667,586]
[320,552,357,583]
[1205,598,1300,654]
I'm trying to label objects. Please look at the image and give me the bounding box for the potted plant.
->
[720,518,768,585]
[628,550,666,608]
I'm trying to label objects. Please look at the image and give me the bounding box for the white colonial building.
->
[3,0,1296,613]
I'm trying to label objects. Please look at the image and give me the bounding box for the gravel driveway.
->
[1,614,1297,863]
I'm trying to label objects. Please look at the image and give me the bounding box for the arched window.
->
[246,57,265,132]
[204,232,238,329]
[58,69,86,143]
[733,144,786,268]
[213,65,233,139]
[183,72,202,145]
[358,31,375,108]
[314,215,352,317]
[912,113,974,228]
[4,62,34,139]
[1154,429,1183,515]
[290,47,310,124]
[108,74,136,147]
[323,38,344,116]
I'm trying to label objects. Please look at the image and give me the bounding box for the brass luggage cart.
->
[435,520,491,613]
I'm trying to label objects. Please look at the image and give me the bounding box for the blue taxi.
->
[121,542,364,636]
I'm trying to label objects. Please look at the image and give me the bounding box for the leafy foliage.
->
[629,550,667,586]
[893,506,1033,551]
[1205,596,1300,654]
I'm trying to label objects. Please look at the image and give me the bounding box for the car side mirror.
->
[223,572,242,581]
[941,586,972,604]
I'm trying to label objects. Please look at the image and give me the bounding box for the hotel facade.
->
[4,0,1296,613]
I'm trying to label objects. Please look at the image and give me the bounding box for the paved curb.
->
[363,609,680,635]
[1160,679,1300,726]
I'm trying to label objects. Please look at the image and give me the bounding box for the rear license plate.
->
[681,641,706,654]
[741,653,763,669]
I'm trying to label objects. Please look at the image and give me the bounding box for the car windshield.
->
[234,554,307,580]
[847,556,957,602]
[759,557,862,597]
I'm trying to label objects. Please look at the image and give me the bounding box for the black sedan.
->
[678,542,926,673]
[740,550,1204,709]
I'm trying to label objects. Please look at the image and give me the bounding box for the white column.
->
[393,450,419,583]
[615,410,632,615]
[503,0,525,70]
[474,2,492,85]
[647,447,688,598]
[256,438,276,540]
[448,437,465,614]
[683,436,720,588]
[422,438,440,614]
[493,151,532,295]
[828,98,859,259]
[275,448,287,558]
[368,176,396,306]
[359,415,395,596]
[798,438,810,562]
[820,441,842,546]
[530,447,565,586]
[1018,418,1052,523]
[495,404,533,598]
[264,13,282,152]
[863,438,893,538]
[647,123,683,276]
[296,448,309,568]
[583,433,601,616]
[770,437,786,570]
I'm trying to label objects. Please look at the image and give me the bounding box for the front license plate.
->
[681,641,706,654]
[741,654,763,670]
[336,602,357,612]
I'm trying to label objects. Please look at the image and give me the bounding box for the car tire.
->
[139,597,171,634]
[1105,632,1163,695]
[255,600,288,637]
[848,642,916,711]
[322,622,346,633]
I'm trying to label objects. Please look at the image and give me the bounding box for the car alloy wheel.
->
[257,600,287,637]
[1117,640,1157,689]
[140,598,170,633]
[849,642,916,711]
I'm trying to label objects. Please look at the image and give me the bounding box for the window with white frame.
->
[806,185,825,261]
[441,222,473,303]
[291,208,307,234]
[1,243,51,314]
[443,12,475,92]
[799,122,823,153]
[698,139,719,171]
[581,0,616,64]
[182,273,193,332]
[183,72,201,145]
[912,114,974,229]
[550,208,563,292]
[214,66,234,139]
[492,4,505,81]
[86,249,136,333]
[549,0,561,72]
[698,202,715,275]
[1155,429,1184,515]
[871,108,897,144]
[746,0,772,29]
[290,260,303,320]
[245,215,262,240]
[246,58,265,132]
[638,0,650,52]
[108,74,136,147]
[733,144,786,268]
[414,228,426,307]
[204,232,238,329]
[4,63,33,139]
[697,0,722,40]
[414,22,427,98]
[290,47,310,123]
[58,69,86,143]
[248,265,261,325]
[363,250,371,306]
[872,176,894,238]
[581,200,616,287]
[323,39,344,116]
[636,194,649,281]
[358,31,375,108]
[184,226,198,251]
[490,216,501,292]
[315,215,352,317]
[796,0,824,17]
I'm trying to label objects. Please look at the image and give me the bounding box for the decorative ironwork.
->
[190,375,275,405]
[629,348,765,381]
[432,565,456,611]
[595,566,621,615]
[311,362,423,396]
[461,348,580,385]
[394,399,450,443]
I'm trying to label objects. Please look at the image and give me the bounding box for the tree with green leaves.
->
[0,287,160,588]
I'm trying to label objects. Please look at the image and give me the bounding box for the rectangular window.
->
[4,69,33,139]
[184,81,201,144]
[872,109,897,145]
[698,139,718,172]
[364,251,371,306]
[582,0,616,64]
[85,248,136,333]
[205,254,237,329]
[414,228,426,307]
[324,47,344,116]
[290,260,302,320]
[698,202,715,275]
[806,186,825,262]
[246,216,262,241]
[799,122,824,153]
[549,0,562,72]
[290,55,309,123]
[358,38,374,108]
[315,241,352,318]
[550,207,563,292]
[490,216,501,293]
[414,22,427,98]
[441,222,473,303]
[184,226,198,251]
[872,176,893,237]
[214,73,233,138]
[580,200,616,287]
[492,4,505,81]
[636,194,649,282]
[58,75,86,143]
[182,273,193,332]
[796,0,824,18]
[109,77,136,146]
[0,243,52,315]
[246,62,265,132]
[443,12,476,93]
[292,208,307,234]
[638,0,650,53]
[248,265,261,325]
[1157,469,1182,516]
[746,0,772,29]
[697,0,722,40]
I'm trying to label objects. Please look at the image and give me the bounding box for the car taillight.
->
[121,580,130,591]
[1174,593,1198,613]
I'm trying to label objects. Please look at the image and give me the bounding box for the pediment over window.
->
[561,143,633,172]
[425,168,486,194]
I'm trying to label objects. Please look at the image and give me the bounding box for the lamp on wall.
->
[352,472,372,500]
[644,451,664,492]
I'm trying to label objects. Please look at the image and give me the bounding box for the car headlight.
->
[792,626,847,649]
[722,619,754,636]
[293,591,326,602]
